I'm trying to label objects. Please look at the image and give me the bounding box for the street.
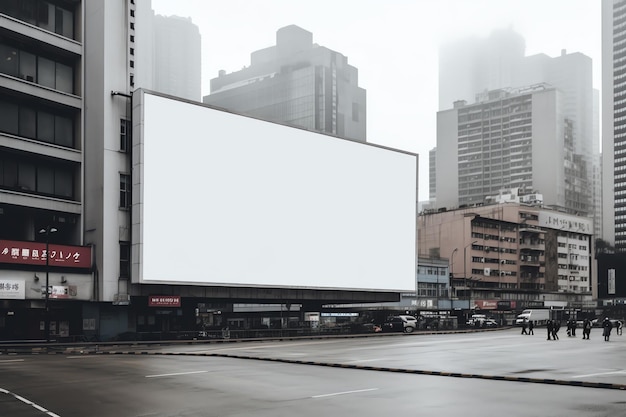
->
[1,328,625,416]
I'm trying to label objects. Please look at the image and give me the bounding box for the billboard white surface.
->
[136,92,417,291]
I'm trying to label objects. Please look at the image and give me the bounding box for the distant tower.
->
[602,0,626,249]
[438,29,526,111]
[438,28,597,227]
[204,25,366,142]
[153,14,201,101]
[436,86,588,214]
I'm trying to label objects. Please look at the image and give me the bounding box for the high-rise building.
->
[152,14,201,101]
[0,0,144,340]
[437,29,598,232]
[435,85,588,214]
[602,0,626,250]
[203,25,367,142]
[438,29,526,111]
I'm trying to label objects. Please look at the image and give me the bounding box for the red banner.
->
[0,240,92,269]
[149,295,181,307]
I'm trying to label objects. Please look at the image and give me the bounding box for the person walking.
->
[582,318,591,340]
[571,319,577,337]
[602,317,612,341]
[521,319,528,335]
[528,319,534,335]
[552,319,560,340]
[546,319,553,340]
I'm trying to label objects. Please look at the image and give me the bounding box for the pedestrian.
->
[521,319,528,335]
[546,319,553,340]
[602,317,612,341]
[582,318,591,340]
[552,320,560,340]
[528,319,534,335]
[571,319,576,337]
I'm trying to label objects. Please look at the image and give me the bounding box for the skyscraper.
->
[152,14,201,101]
[203,25,366,142]
[437,29,597,227]
[602,0,626,250]
[435,86,588,213]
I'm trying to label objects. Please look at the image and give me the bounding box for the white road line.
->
[312,388,379,398]
[0,359,25,363]
[145,370,208,378]
[0,387,61,417]
[67,356,98,359]
[572,370,626,378]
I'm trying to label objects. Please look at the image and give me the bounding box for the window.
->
[120,119,131,152]
[0,102,18,134]
[119,242,130,279]
[0,99,75,147]
[120,173,131,208]
[352,102,359,122]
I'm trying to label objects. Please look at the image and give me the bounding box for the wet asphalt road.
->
[1,328,625,416]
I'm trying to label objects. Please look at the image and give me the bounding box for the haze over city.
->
[151,0,601,201]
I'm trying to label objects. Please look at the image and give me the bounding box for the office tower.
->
[602,0,626,250]
[0,0,143,339]
[203,25,367,142]
[435,85,588,213]
[437,29,597,225]
[438,29,525,111]
[153,14,201,101]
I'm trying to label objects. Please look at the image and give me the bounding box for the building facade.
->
[439,29,598,238]
[418,203,594,312]
[203,25,367,142]
[602,0,626,250]
[435,85,588,215]
[152,14,201,102]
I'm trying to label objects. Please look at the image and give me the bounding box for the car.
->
[382,315,418,333]
[482,318,499,328]
[467,316,498,328]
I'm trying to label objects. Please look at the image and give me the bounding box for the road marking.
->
[572,370,626,378]
[312,388,379,398]
[0,359,25,363]
[0,387,61,417]
[145,370,208,378]
[67,356,99,359]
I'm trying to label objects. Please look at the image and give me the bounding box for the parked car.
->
[382,315,418,333]
[467,315,498,328]
[482,318,499,328]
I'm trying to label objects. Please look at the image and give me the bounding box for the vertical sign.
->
[608,269,616,295]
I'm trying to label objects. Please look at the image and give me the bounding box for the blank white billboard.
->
[134,91,417,291]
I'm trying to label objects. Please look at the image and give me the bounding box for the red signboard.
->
[149,295,181,307]
[474,300,499,310]
[0,240,92,269]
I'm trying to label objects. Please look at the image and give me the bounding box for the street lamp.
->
[39,226,57,343]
